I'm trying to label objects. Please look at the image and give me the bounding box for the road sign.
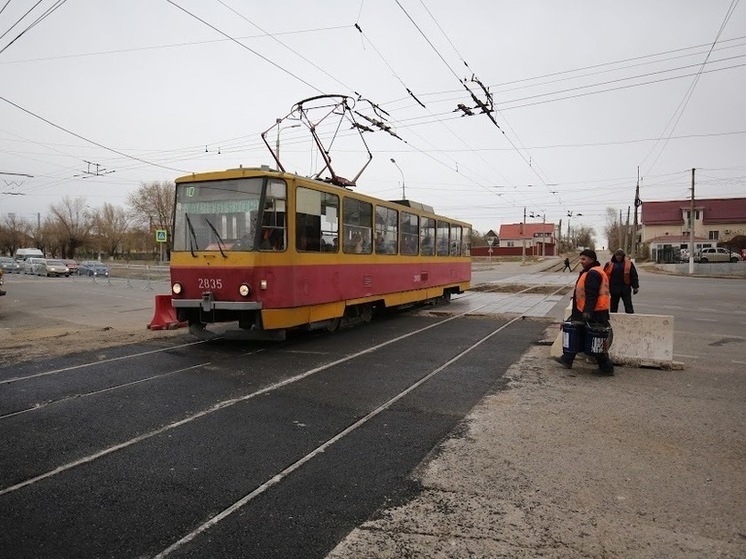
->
[155,229,167,243]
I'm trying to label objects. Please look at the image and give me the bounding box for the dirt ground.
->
[0,308,185,367]
[328,329,746,558]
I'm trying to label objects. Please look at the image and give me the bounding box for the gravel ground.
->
[327,329,746,558]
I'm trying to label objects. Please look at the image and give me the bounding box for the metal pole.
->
[390,158,406,199]
[689,168,695,275]
[275,118,281,159]
[522,207,526,264]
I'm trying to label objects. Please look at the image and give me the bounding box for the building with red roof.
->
[497,222,556,256]
[641,197,746,257]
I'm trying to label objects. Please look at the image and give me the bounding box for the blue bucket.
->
[584,324,611,355]
[562,321,585,353]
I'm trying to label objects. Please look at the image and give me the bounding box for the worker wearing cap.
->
[603,248,639,313]
[556,248,614,376]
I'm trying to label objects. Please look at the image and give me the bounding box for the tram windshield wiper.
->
[203,218,228,258]
[184,213,198,258]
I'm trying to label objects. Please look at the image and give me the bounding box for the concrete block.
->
[608,313,674,368]
[550,309,676,369]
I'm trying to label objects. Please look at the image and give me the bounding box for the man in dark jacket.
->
[555,249,614,376]
[603,248,639,313]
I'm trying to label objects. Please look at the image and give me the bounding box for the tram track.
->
[0,286,567,424]
[153,314,524,558]
[0,293,551,558]
[0,294,522,497]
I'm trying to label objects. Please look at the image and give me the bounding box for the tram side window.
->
[401,212,419,256]
[436,220,450,256]
[296,187,339,252]
[450,225,462,256]
[343,197,372,254]
[420,217,435,256]
[259,184,287,251]
[375,205,398,255]
[463,227,472,256]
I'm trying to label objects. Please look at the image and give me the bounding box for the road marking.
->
[673,354,700,359]
[0,301,499,497]
[0,363,210,420]
[153,316,523,558]
[692,318,718,322]
[0,340,207,385]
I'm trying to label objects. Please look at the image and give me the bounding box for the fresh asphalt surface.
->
[0,307,546,558]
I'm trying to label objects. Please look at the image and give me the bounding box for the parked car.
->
[697,247,742,263]
[78,260,110,277]
[24,257,45,275]
[63,259,80,274]
[0,257,23,274]
[36,259,70,277]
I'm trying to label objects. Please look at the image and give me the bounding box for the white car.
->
[24,257,45,275]
[697,247,742,263]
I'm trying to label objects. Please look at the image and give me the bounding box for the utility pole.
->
[521,206,526,264]
[632,167,640,259]
[622,206,632,254]
[689,168,696,275]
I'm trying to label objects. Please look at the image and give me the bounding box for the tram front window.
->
[173,178,287,252]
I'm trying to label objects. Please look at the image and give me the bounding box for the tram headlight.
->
[239,283,251,297]
[172,282,182,295]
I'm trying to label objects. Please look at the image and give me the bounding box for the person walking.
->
[603,248,639,313]
[562,257,572,272]
[555,249,614,376]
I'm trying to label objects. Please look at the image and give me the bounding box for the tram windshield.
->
[173,177,287,252]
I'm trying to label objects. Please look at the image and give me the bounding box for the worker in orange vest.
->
[603,248,639,313]
[555,249,614,376]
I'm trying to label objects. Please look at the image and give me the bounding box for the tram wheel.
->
[326,317,341,332]
[442,290,452,303]
[359,304,373,323]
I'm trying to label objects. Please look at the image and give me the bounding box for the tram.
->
[169,166,472,339]
[169,95,471,339]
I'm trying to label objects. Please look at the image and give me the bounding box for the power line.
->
[165,0,323,94]
[639,0,740,176]
[0,94,190,173]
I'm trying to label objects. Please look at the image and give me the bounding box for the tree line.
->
[0,182,175,260]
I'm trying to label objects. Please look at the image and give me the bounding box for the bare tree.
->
[127,181,175,258]
[604,207,622,250]
[97,203,133,258]
[128,181,174,230]
[48,196,94,258]
[0,214,33,256]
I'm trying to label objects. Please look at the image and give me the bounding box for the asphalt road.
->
[1,260,743,558]
[0,299,546,558]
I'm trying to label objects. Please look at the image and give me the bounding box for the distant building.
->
[497,222,556,256]
[641,197,746,260]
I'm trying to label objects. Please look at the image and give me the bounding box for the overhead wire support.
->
[353,21,427,109]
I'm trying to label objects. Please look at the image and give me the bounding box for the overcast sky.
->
[1,0,745,242]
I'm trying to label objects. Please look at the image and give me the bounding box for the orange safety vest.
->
[603,258,632,285]
[575,265,611,312]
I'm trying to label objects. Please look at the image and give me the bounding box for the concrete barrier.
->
[550,306,677,369]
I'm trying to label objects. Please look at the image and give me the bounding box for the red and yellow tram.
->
[169,166,471,339]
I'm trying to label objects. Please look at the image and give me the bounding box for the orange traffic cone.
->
[147,294,188,330]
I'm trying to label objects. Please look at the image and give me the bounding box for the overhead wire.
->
[639,0,741,176]
[394,0,561,212]
[164,0,323,94]
[0,0,67,56]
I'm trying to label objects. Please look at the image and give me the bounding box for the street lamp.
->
[390,158,406,200]
[530,211,547,256]
[275,118,300,161]
[566,211,582,250]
